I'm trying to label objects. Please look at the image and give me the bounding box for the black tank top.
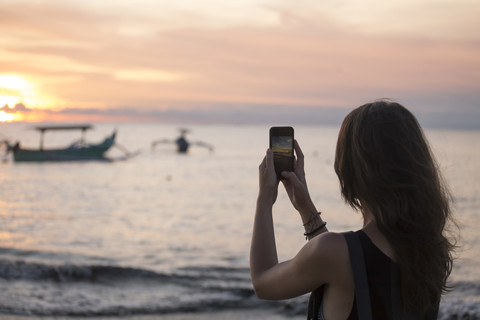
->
[351,230,394,319]
[309,230,438,320]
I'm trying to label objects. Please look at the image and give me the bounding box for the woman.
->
[250,101,455,319]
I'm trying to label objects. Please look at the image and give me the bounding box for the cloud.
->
[29,101,478,129]
[29,23,477,111]
[0,0,478,126]
[113,69,188,82]
[268,0,480,41]
[36,103,349,126]
[3,98,477,129]
[1,102,32,113]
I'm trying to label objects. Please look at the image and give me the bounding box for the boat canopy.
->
[34,125,93,132]
[33,125,94,151]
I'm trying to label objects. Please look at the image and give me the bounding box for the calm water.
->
[0,123,479,318]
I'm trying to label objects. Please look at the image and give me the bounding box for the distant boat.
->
[151,128,214,154]
[7,125,116,162]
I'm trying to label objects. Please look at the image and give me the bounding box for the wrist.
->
[302,212,327,240]
[257,197,275,212]
[257,192,275,207]
[304,220,327,240]
[299,207,320,225]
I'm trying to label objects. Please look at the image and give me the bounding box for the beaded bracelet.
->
[303,212,322,227]
[304,221,327,240]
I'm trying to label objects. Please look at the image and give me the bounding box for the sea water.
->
[0,123,479,318]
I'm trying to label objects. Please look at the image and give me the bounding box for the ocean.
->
[0,123,479,319]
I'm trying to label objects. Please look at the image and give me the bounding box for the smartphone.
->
[269,126,294,180]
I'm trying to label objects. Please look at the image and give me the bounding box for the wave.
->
[0,258,478,319]
[0,258,267,316]
[0,258,170,283]
[0,258,253,289]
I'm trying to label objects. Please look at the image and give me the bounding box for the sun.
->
[0,74,35,110]
[0,110,15,122]
[0,74,50,121]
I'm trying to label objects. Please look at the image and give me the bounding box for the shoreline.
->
[0,310,305,320]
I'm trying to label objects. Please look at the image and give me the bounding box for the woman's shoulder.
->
[305,232,354,289]
[311,231,348,250]
[307,232,351,270]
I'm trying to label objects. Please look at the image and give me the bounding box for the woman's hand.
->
[258,149,279,205]
[281,140,318,219]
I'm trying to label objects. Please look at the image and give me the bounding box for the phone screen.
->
[269,127,294,179]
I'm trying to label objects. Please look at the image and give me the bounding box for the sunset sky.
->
[0,0,479,126]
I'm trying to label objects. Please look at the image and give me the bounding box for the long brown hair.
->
[334,101,455,313]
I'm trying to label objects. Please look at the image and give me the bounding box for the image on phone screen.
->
[271,135,293,178]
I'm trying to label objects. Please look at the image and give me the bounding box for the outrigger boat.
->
[7,125,116,162]
[151,128,214,154]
